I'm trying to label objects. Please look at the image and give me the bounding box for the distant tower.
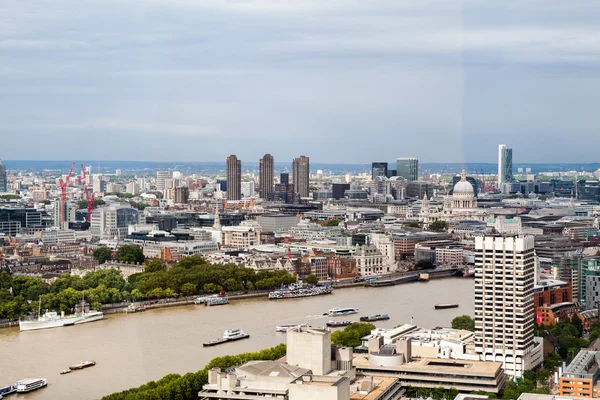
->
[212,202,221,229]
[292,156,310,198]
[498,144,514,190]
[371,162,388,180]
[226,155,241,201]
[0,159,7,193]
[156,171,170,191]
[259,154,274,200]
[396,158,418,182]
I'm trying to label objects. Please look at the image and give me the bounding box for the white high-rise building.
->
[474,235,543,378]
[126,182,140,195]
[156,171,170,190]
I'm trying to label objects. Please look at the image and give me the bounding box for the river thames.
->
[0,278,473,399]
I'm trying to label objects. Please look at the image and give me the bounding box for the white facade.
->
[353,243,396,276]
[369,233,396,265]
[156,171,170,190]
[241,181,255,198]
[221,223,261,249]
[474,235,543,377]
[126,182,140,195]
[90,205,140,240]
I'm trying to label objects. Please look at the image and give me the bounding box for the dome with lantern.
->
[452,168,477,210]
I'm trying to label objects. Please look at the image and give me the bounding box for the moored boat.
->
[203,329,250,347]
[322,307,359,316]
[268,282,332,300]
[360,314,390,322]
[20,296,103,331]
[69,360,96,370]
[206,296,229,306]
[326,320,353,327]
[275,323,311,332]
[434,303,459,310]
[60,369,71,375]
[0,384,17,397]
[16,378,47,393]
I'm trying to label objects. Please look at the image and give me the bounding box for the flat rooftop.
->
[350,377,398,400]
[353,355,501,377]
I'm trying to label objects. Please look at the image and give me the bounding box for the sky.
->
[1,0,599,164]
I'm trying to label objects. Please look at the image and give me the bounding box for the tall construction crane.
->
[77,164,95,222]
[58,162,75,228]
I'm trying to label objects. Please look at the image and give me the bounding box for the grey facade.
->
[226,155,242,200]
[292,156,310,198]
[396,158,418,182]
[259,154,274,199]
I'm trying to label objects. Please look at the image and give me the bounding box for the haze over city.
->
[2,0,600,162]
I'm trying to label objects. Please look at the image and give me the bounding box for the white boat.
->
[322,307,359,316]
[16,378,47,393]
[20,296,104,331]
[0,383,17,397]
[275,323,311,332]
[203,328,250,346]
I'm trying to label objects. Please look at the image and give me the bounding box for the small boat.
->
[322,307,359,316]
[275,323,311,332]
[60,369,71,375]
[0,384,17,397]
[360,314,390,322]
[326,320,353,327]
[434,303,459,310]
[69,360,96,370]
[16,378,47,393]
[203,328,250,347]
[206,296,229,306]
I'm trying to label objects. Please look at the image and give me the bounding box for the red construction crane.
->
[58,162,75,227]
[77,164,95,222]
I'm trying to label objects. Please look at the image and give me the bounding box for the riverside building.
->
[474,235,543,377]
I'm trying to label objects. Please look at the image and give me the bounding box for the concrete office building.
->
[396,158,419,182]
[126,182,140,195]
[292,156,310,198]
[0,159,7,193]
[498,144,514,189]
[226,155,242,201]
[90,204,140,240]
[372,162,388,180]
[474,235,543,377]
[259,154,274,199]
[174,187,189,204]
[241,181,255,198]
[156,171,170,191]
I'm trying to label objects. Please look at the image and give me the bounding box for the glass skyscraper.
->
[0,159,7,193]
[396,158,418,182]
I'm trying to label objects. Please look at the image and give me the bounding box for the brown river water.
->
[0,278,474,400]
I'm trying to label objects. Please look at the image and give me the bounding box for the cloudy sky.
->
[1,0,599,163]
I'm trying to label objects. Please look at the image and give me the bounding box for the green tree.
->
[116,245,145,264]
[326,219,339,227]
[93,247,112,264]
[451,315,475,331]
[407,221,420,228]
[303,274,319,285]
[428,220,447,232]
[331,322,375,347]
[180,283,197,297]
[145,259,167,273]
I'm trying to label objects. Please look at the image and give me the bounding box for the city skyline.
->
[2,1,600,162]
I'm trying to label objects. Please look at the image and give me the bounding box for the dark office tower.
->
[332,183,350,200]
[371,162,388,180]
[226,155,241,200]
[396,158,419,182]
[259,154,274,199]
[0,159,6,193]
[292,156,310,198]
[280,173,289,186]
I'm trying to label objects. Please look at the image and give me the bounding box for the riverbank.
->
[0,270,467,327]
